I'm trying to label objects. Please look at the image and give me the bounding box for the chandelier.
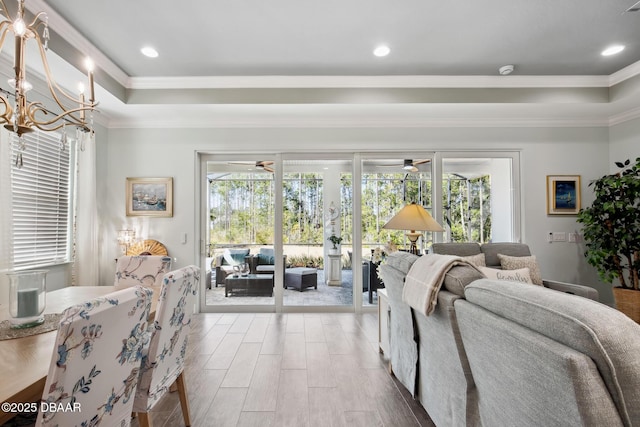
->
[0,0,97,166]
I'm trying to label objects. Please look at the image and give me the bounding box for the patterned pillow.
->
[463,253,486,267]
[497,254,543,285]
[479,266,534,285]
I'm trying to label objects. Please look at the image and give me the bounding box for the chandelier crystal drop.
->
[0,0,98,164]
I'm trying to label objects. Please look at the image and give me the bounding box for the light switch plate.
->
[552,232,566,242]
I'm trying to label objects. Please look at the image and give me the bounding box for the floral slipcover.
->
[133,265,200,415]
[37,286,153,426]
[114,256,172,289]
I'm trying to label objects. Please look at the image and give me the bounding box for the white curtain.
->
[0,129,13,304]
[72,132,99,286]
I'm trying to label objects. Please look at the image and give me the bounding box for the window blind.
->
[11,131,72,268]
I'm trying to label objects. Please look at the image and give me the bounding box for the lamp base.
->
[405,232,422,255]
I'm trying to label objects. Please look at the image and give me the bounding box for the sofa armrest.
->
[247,255,259,274]
[543,279,599,301]
[214,254,224,267]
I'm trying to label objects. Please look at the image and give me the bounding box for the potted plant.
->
[327,234,343,253]
[577,158,640,321]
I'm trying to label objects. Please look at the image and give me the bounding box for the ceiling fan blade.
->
[412,159,431,166]
[263,166,275,172]
[257,160,274,166]
[228,161,256,165]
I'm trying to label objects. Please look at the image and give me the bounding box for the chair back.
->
[115,255,172,289]
[37,286,153,426]
[133,265,200,412]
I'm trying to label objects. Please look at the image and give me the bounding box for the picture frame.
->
[126,177,173,217]
[546,175,581,215]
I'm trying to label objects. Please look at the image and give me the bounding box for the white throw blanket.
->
[403,254,476,316]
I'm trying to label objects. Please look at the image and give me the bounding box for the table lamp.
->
[382,203,443,255]
[117,229,136,255]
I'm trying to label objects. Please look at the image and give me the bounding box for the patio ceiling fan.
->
[380,159,431,173]
[228,160,275,172]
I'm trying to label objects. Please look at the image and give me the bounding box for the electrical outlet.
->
[552,232,566,242]
[568,232,577,243]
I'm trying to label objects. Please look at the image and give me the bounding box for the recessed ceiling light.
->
[373,45,390,57]
[601,45,625,56]
[141,46,159,58]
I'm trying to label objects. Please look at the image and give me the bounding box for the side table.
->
[377,288,390,367]
[326,254,342,286]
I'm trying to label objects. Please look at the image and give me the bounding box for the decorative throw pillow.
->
[258,248,276,265]
[497,254,543,286]
[479,266,534,285]
[462,253,486,267]
[223,248,250,265]
[443,264,486,296]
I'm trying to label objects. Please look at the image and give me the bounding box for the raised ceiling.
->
[41,0,640,77]
[15,1,640,128]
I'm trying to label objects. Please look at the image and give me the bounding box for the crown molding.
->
[106,114,610,130]
[609,60,640,86]
[609,105,640,126]
[26,0,130,88]
[128,75,611,90]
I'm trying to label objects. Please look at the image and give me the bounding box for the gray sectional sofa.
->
[379,243,640,427]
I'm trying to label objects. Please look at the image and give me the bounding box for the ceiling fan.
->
[380,159,431,173]
[228,160,275,172]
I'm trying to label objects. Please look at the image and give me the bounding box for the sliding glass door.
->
[361,154,435,306]
[440,153,520,243]
[203,157,276,311]
[281,157,353,309]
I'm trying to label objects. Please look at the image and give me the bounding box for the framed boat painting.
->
[546,175,580,215]
[126,177,173,217]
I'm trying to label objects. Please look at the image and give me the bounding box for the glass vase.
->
[8,270,47,329]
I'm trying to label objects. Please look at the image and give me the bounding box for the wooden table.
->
[0,286,158,425]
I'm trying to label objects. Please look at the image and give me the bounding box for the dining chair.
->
[114,255,172,289]
[133,265,200,427]
[37,286,153,426]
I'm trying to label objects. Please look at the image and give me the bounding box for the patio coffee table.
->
[225,274,274,297]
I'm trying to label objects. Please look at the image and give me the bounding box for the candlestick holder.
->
[7,270,47,329]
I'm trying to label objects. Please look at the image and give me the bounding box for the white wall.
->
[610,117,640,171]
[97,125,614,303]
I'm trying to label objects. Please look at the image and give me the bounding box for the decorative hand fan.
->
[126,239,168,256]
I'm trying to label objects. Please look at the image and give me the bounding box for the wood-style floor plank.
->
[236,411,276,427]
[306,342,337,388]
[243,354,282,411]
[221,342,261,387]
[260,316,287,355]
[275,369,310,426]
[206,333,244,369]
[243,316,270,343]
[304,317,326,343]
[282,332,307,369]
[203,387,247,427]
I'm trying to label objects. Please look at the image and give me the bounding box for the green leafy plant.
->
[577,158,640,290]
[327,234,343,249]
